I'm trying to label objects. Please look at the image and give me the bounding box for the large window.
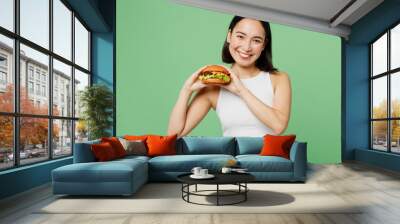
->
[371,23,400,154]
[0,0,91,171]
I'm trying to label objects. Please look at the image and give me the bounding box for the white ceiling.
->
[170,0,384,39]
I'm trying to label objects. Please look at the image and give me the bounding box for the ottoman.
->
[52,157,148,196]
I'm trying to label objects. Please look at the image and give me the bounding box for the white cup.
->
[191,167,202,176]
[221,167,232,174]
[200,169,208,176]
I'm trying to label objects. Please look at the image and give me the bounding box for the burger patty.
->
[199,72,231,82]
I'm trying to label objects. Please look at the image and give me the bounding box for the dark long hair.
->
[222,16,278,73]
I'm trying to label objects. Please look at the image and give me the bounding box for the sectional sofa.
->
[52,136,307,196]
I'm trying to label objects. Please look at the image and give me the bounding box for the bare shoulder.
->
[270,71,291,94]
[270,70,290,82]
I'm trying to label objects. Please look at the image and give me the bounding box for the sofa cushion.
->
[177,137,235,155]
[147,134,177,157]
[101,137,127,158]
[91,142,118,161]
[73,139,100,163]
[235,137,263,155]
[260,134,296,159]
[115,155,150,163]
[124,135,149,141]
[148,154,235,172]
[236,155,293,172]
[119,138,148,156]
[52,159,147,183]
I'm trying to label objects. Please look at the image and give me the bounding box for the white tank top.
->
[216,71,275,137]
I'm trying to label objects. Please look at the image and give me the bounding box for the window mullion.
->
[388,30,391,153]
[49,0,53,160]
[14,0,20,167]
[370,45,373,149]
[71,11,76,155]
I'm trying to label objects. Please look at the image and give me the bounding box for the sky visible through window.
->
[372,34,387,77]
[0,0,13,31]
[391,24,400,70]
[0,0,88,75]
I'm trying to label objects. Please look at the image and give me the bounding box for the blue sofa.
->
[52,136,307,196]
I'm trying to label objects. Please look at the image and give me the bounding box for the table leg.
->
[217,184,219,206]
[245,183,247,201]
[188,184,190,202]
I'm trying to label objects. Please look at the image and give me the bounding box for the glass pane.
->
[53,0,72,60]
[391,24,400,70]
[391,120,400,153]
[372,33,387,76]
[372,77,387,119]
[74,17,89,70]
[20,117,49,165]
[372,121,388,151]
[53,119,72,158]
[0,0,14,31]
[20,0,49,49]
[0,116,13,170]
[391,72,400,118]
[53,59,72,117]
[20,44,49,115]
[0,34,14,112]
[74,69,89,118]
[75,120,88,143]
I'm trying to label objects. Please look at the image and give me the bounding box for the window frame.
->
[370,20,400,154]
[0,0,92,171]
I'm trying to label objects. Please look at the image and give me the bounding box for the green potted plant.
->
[79,84,113,140]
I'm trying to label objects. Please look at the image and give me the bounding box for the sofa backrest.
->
[235,137,263,155]
[176,136,236,155]
[73,139,100,163]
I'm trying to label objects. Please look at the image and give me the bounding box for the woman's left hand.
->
[219,65,247,96]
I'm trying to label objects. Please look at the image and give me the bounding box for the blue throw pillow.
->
[235,137,263,155]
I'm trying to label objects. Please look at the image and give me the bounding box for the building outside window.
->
[28,67,34,80]
[41,73,46,83]
[0,71,6,84]
[41,85,46,97]
[0,54,6,67]
[35,83,40,95]
[35,70,40,81]
[0,54,7,89]
[28,81,34,94]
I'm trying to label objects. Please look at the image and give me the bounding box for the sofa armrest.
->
[73,140,100,163]
[289,141,307,181]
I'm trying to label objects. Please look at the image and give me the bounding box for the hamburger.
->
[198,65,231,85]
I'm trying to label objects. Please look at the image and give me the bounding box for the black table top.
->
[177,172,255,185]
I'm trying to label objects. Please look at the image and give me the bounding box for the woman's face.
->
[227,18,266,68]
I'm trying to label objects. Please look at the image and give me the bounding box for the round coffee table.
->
[177,172,255,206]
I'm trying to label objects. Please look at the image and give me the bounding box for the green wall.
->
[116,0,341,163]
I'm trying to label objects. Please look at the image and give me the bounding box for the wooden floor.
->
[1,162,400,224]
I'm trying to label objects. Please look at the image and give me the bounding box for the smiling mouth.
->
[238,51,252,58]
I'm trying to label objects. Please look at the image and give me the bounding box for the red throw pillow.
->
[101,137,127,158]
[259,134,296,159]
[146,134,177,157]
[91,142,117,161]
[124,135,149,141]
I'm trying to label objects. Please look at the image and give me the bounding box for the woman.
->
[168,16,292,137]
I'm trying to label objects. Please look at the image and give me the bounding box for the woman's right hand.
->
[182,66,208,93]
